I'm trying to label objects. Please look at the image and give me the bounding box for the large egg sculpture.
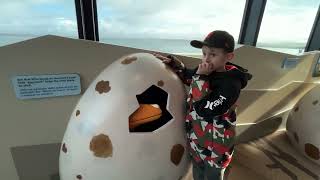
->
[59,53,190,180]
[286,85,320,165]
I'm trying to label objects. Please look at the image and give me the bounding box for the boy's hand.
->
[152,53,172,64]
[196,62,214,75]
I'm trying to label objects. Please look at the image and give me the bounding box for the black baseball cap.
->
[190,30,235,52]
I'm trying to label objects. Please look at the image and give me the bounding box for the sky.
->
[0,0,319,45]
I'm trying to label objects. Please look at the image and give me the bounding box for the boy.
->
[154,30,252,180]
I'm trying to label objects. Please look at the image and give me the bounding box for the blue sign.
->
[11,73,81,100]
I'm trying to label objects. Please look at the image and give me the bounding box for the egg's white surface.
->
[59,53,190,180]
[286,86,320,165]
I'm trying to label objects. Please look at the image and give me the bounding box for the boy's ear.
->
[226,52,234,61]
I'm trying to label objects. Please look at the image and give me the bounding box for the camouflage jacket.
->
[167,55,252,169]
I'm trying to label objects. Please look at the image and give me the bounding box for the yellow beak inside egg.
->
[129,104,162,129]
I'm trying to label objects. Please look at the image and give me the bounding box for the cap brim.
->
[190,40,210,48]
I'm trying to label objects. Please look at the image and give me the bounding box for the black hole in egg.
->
[129,85,173,132]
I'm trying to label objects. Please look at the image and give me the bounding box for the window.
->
[97,0,246,56]
[0,1,77,47]
[257,0,319,55]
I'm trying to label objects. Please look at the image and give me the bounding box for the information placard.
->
[282,57,300,69]
[11,74,81,99]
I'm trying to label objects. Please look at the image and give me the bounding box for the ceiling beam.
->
[238,0,267,46]
[305,5,320,52]
[74,0,99,41]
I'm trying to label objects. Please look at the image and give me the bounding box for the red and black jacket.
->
[167,55,252,117]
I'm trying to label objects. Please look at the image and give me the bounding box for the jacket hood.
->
[208,62,252,89]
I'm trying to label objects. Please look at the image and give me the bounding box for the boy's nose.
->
[203,55,208,61]
[202,59,208,63]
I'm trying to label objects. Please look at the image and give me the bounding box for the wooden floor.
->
[182,162,268,180]
[182,130,320,180]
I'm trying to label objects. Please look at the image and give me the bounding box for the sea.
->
[0,35,304,57]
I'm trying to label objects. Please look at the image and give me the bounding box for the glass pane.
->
[0,1,78,47]
[257,0,319,55]
[97,0,246,56]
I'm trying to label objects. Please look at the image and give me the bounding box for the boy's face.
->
[201,46,234,72]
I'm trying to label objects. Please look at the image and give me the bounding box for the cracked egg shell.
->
[286,86,320,165]
[59,53,189,180]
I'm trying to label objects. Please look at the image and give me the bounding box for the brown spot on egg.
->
[76,110,80,117]
[90,134,113,158]
[95,80,111,94]
[157,80,164,87]
[313,100,318,105]
[62,143,67,153]
[294,106,299,112]
[305,143,320,160]
[121,56,137,64]
[76,175,82,179]
[171,144,185,166]
[294,132,299,143]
